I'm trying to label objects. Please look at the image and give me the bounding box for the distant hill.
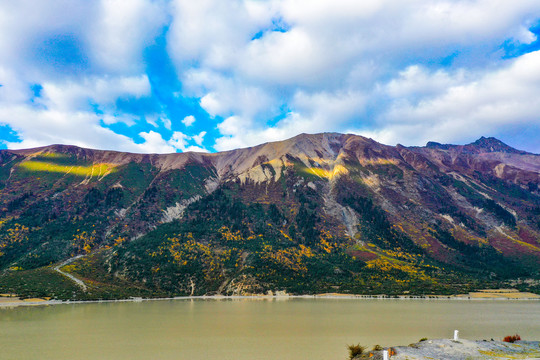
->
[0,133,539,300]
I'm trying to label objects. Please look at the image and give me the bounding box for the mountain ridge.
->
[5,133,537,182]
[0,133,538,299]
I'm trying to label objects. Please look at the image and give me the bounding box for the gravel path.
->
[53,255,87,291]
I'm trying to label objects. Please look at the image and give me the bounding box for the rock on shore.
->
[356,339,540,359]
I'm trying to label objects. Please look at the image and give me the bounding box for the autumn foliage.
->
[503,334,521,343]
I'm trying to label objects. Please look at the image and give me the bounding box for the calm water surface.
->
[1,298,539,360]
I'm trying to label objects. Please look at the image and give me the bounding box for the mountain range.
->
[0,133,539,299]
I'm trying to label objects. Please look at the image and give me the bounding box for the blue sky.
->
[1,0,540,154]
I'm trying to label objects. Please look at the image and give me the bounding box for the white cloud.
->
[214,89,366,151]
[2,0,540,153]
[198,78,276,118]
[168,131,189,150]
[0,104,141,152]
[354,50,540,146]
[137,130,176,153]
[167,0,274,69]
[192,131,206,146]
[38,75,150,111]
[0,0,94,75]
[383,65,466,101]
[0,72,159,152]
[101,113,138,126]
[135,130,209,153]
[161,116,172,130]
[0,66,31,104]
[163,0,540,151]
[181,115,196,127]
[88,0,168,73]
[183,145,209,153]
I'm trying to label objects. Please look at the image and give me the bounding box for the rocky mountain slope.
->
[0,133,538,299]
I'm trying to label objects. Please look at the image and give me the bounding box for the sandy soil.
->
[452,289,540,299]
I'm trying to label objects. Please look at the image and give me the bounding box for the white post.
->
[383,350,389,360]
[454,330,459,341]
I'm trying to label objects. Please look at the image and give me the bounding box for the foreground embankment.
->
[355,339,540,359]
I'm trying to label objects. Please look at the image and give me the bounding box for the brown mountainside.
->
[0,133,538,299]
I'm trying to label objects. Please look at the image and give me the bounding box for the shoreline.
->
[1,291,540,308]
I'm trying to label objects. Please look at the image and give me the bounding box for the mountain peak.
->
[469,136,524,154]
[423,137,526,154]
[425,141,451,150]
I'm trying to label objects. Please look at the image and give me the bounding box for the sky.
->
[1,0,540,154]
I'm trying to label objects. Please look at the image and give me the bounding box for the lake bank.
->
[1,289,539,308]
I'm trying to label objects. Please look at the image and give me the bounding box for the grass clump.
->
[347,344,366,359]
[419,337,428,342]
[372,344,383,351]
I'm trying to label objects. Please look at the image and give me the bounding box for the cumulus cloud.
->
[0,0,93,75]
[0,104,140,151]
[164,0,540,151]
[191,131,206,146]
[167,0,273,69]
[135,130,209,153]
[181,115,196,127]
[161,116,172,130]
[89,0,168,73]
[342,50,540,149]
[39,75,150,110]
[0,71,174,153]
[2,0,540,153]
[0,0,171,152]
[137,130,176,153]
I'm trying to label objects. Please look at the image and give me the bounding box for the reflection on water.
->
[1,298,539,360]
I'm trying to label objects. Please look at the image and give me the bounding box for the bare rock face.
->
[161,195,202,223]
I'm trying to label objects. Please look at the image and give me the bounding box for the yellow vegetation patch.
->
[510,237,540,252]
[478,349,540,358]
[31,152,63,159]
[494,227,540,252]
[362,174,380,188]
[23,298,46,302]
[260,244,314,273]
[359,158,399,166]
[366,258,431,281]
[318,230,335,253]
[219,226,244,241]
[303,164,349,179]
[466,291,540,299]
[72,230,96,254]
[151,235,232,282]
[113,237,127,246]
[19,161,116,177]
[0,224,30,257]
[451,227,488,246]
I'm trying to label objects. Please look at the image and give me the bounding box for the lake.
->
[1,298,539,359]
